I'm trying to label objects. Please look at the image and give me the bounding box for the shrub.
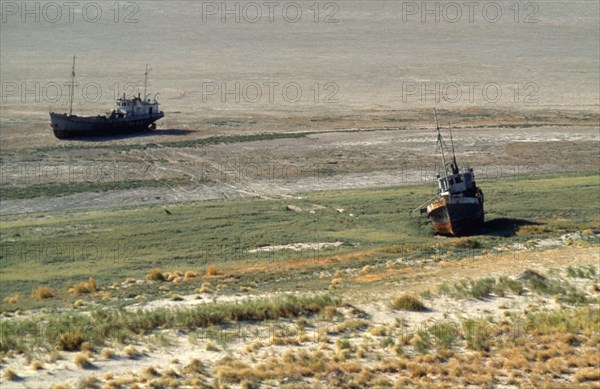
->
[31,360,44,370]
[206,265,218,276]
[146,268,165,281]
[2,369,18,381]
[439,277,506,299]
[68,277,98,294]
[462,319,491,351]
[80,341,95,353]
[101,348,116,359]
[183,358,205,375]
[410,330,431,354]
[518,269,546,282]
[323,306,338,318]
[88,276,97,291]
[494,277,525,296]
[469,278,495,299]
[3,293,20,304]
[56,332,85,351]
[527,275,567,296]
[184,271,200,279]
[73,352,92,368]
[195,282,211,293]
[142,366,160,377]
[390,294,427,311]
[73,299,86,308]
[123,345,141,358]
[32,287,54,299]
[429,321,459,349]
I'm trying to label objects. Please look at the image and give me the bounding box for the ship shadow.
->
[65,128,196,142]
[481,218,540,237]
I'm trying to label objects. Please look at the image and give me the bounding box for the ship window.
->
[455,176,463,183]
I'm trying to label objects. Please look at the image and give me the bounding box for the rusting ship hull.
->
[50,112,163,139]
[427,196,484,237]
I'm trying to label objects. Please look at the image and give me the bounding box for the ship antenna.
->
[68,55,76,116]
[448,123,458,174]
[434,109,450,191]
[143,64,152,101]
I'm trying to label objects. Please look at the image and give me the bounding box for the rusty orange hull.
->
[427,196,484,237]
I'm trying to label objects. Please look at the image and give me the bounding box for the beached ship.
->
[415,110,484,236]
[50,56,164,139]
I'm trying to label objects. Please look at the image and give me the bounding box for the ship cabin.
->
[437,164,479,197]
[114,93,160,118]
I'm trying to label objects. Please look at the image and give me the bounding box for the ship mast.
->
[143,64,151,101]
[68,55,75,116]
[448,124,458,174]
[434,109,450,192]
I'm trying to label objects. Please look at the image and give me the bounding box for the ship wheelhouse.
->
[114,93,162,119]
[437,165,480,198]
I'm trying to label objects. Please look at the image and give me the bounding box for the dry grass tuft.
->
[574,367,600,382]
[390,294,427,311]
[184,271,200,279]
[3,368,18,380]
[73,352,92,369]
[142,366,161,378]
[80,341,95,353]
[163,368,180,378]
[244,341,264,353]
[73,299,86,308]
[123,345,141,359]
[518,269,546,282]
[124,277,136,284]
[101,348,116,359]
[51,384,69,389]
[182,358,206,375]
[31,286,54,299]
[56,331,85,351]
[205,341,220,351]
[30,360,44,370]
[323,305,338,318]
[146,268,165,281]
[206,265,218,276]
[68,277,98,295]
[3,293,20,304]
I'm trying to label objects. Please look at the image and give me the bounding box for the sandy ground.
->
[1,243,597,388]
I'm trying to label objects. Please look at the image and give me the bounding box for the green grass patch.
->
[0,178,186,201]
[1,172,598,309]
[525,307,599,335]
[0,294,339,353]
[438,278,497,300]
